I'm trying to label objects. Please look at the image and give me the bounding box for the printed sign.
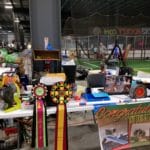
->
[96,102,150,150]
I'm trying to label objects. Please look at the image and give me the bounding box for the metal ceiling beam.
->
[71,0,80,8]
[13,8,29,16]
[19,0,24,8]
[81,0,102,14]
[61,0,70,9]
[64,0,150,17]
[19,20,30,25]
[0,21,12,25]
[9,0,15,9]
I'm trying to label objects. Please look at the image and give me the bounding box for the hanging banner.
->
[95,102,150,150]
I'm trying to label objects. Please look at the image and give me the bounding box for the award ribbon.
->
[50,82,72,150]
[32,83,48,148]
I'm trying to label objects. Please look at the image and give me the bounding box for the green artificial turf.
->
[76,58,150,73]
[126,60,150,73]
[76,59,100,70]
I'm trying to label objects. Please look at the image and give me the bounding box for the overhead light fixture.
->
[5,2,12,5]
[14,18,20,23]
[5,5,13,9]
[8,30,12,33]
[0,26,2,29]
[27,43,32,49]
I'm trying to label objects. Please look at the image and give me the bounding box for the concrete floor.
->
[19,111,100,150]
[47,111,100,150]
[2,108,150,150]
[48,124,100,150]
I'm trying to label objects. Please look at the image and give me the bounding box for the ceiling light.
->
[5,5,13,9]
[27,43,32,49]
[14,18,20,23]
[0,26,2,29]
[8,31,12,33]
[5,2,11,5]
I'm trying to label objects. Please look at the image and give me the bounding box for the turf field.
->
[76,59,150,73]
[126,60,150,73]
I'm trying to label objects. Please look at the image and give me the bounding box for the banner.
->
[95,102,150,150]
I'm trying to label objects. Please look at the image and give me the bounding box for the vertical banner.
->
[95,102,150,150]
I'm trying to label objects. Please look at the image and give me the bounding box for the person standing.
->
[100,63,106,75]
[99,42,107,59]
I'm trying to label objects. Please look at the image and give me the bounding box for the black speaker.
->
[87,73,106,88]
[62,65,76,83]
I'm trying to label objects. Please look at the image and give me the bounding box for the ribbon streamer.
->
[50,82,72,150]
[31,84,48,148]
[55,104,68,150]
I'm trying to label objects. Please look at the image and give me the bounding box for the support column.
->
[19,27,25,49]
[30,0,61,73]
[30,0,61,49]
